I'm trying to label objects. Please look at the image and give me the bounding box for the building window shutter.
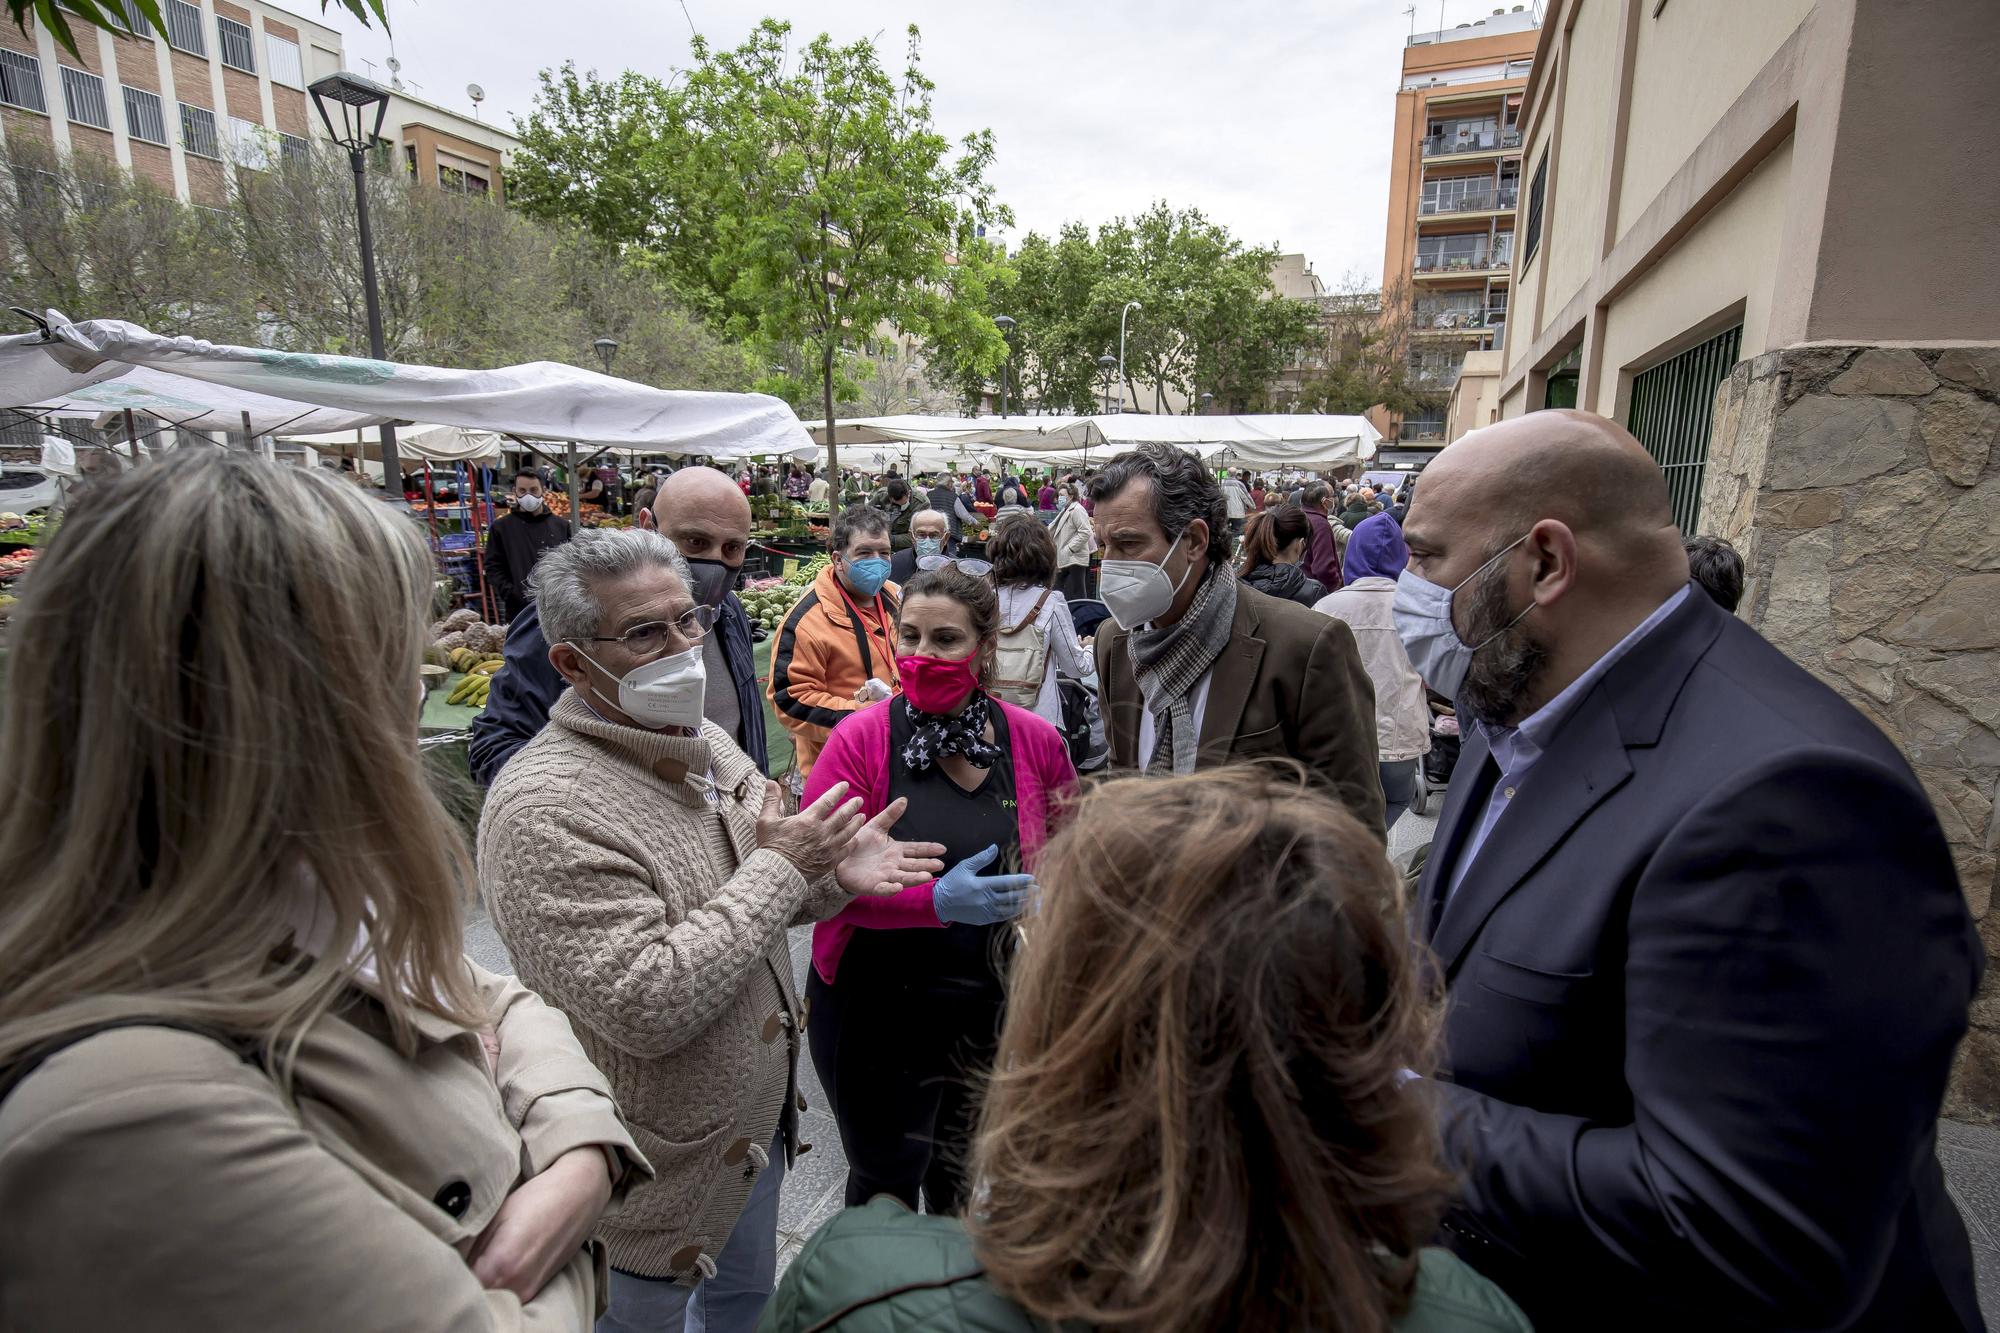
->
[1522,151,1548,268]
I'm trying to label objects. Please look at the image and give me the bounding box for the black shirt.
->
[848,699,1019,994]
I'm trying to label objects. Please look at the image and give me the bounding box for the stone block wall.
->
[1702,342,2000,1119]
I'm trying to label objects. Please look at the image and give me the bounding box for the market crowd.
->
[0,411,1983,1333]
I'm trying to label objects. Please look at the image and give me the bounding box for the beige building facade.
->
[1495,0,2000,1115]
[1,0,340,205]
[0,3,515,205]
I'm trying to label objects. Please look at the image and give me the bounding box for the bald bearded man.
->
[1403,411,1981,1332]
[469,465,768,784]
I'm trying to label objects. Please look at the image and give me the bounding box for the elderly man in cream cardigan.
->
[479,529,945,1333]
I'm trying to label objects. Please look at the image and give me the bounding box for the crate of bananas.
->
[444,648,505,708]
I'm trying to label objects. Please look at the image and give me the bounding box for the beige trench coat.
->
[0,962,648,1332]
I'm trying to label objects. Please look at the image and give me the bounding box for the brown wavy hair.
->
[971,765,1450,1333]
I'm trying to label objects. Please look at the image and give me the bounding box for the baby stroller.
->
[1059,598,1112,773]
[1415,701,1461,817]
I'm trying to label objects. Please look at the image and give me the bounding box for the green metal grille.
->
[1626,324,1742,536]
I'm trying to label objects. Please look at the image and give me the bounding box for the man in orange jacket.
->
[768,505,902,777]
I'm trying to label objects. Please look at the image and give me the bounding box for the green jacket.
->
[759,1198,1533,1333]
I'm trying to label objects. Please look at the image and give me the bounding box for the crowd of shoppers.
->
[0,418,1985,1333]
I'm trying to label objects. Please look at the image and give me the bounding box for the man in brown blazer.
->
[1090,443,1385,838]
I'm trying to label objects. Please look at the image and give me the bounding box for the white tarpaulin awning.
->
[2,355,388,435]
[803,412,1380,468]
[2,313,815,457]
[290,424,507,465]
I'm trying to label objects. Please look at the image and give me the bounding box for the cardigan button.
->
[760,1013,782,1043]
[797,1091,808,1112]
[723,1136,753,1166]
[432,1179,472,1219]
[669,1245,705,1272]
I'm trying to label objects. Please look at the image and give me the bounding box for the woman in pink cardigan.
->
[802,561,1078,1215]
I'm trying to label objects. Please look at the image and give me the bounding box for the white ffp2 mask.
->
[576,643,706,730]
[1098,535,1193,631]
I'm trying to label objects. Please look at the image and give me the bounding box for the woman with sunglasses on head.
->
[765,768,1532,1333]
[802,563,1079,1216]
[0,453,647,1332]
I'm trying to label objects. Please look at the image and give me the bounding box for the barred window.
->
[217,16,255,73]
[279,131,310,165]
[118,0,154,37]
[229,116,268,169]
[0,48,46,114]
[61,66,111,130]
[163,0,206,56]
[123,86,167,144]
[180,102,221,160]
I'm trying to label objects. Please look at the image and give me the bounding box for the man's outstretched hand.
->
[835,797,946,897]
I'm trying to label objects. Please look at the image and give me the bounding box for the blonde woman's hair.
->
[972,765,1451,1333]
[0,450,483,1076]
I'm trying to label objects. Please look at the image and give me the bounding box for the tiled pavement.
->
[461,798,2000,1312]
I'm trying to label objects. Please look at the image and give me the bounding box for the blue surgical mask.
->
[914,536,943,560]
[1390,533,1532,698]
[844,555,893,598]
[1056,496,1070,511]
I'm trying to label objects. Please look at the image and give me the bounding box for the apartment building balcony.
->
[1413,250,1513,278]
[1421,127,1522,159]
[1418,186,1518,216]
[1412,306,1508,338]
[1398,420,1449,444]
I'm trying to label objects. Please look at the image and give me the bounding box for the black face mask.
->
[685,557,737,609]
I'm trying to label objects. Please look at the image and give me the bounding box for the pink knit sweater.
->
[802,695,1079,984]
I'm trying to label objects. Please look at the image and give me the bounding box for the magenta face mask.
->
[895,653,982,715]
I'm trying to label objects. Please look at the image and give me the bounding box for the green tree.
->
[919,205,1319,417]
[0,138,254,337]
[10,0,384,59]
[1293,278,1439,418]
[682,20,1007,484]
[1,135,748,392]
[513,21,1010,486]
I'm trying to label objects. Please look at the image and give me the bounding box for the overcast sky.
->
[314,0,1522,289]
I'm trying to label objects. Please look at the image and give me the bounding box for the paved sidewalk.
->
[459,795,2000,1317]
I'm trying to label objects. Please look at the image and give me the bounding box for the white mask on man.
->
[1098,533,1194,631]
[574,643,706,730]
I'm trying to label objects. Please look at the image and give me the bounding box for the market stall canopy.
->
[289,424,506,465]
[802,412,1380,468]
[0,346,387,435]
[2,312,815,457]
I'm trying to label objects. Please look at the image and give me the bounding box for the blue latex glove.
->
[932,844,1036,926]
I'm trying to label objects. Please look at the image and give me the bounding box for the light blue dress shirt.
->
[1444,584,1692,903]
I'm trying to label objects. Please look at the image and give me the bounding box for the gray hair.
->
[533,528,692,645]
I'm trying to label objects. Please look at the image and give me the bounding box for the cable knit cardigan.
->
[803,695,1079,986]
[478,692,851,1284]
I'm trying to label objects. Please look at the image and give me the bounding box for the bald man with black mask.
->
[1401,411,1982,1332]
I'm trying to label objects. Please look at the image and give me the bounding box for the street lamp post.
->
[1096,354,1117,416]
[993,315,1016,417]
[1200,391,1214,415]
[309,72,401,501]
[1116,300,1142,413]
[569,337,621,523]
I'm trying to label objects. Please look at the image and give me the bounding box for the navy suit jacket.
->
[466,594,768,786]
[1417,586,1983,1332]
